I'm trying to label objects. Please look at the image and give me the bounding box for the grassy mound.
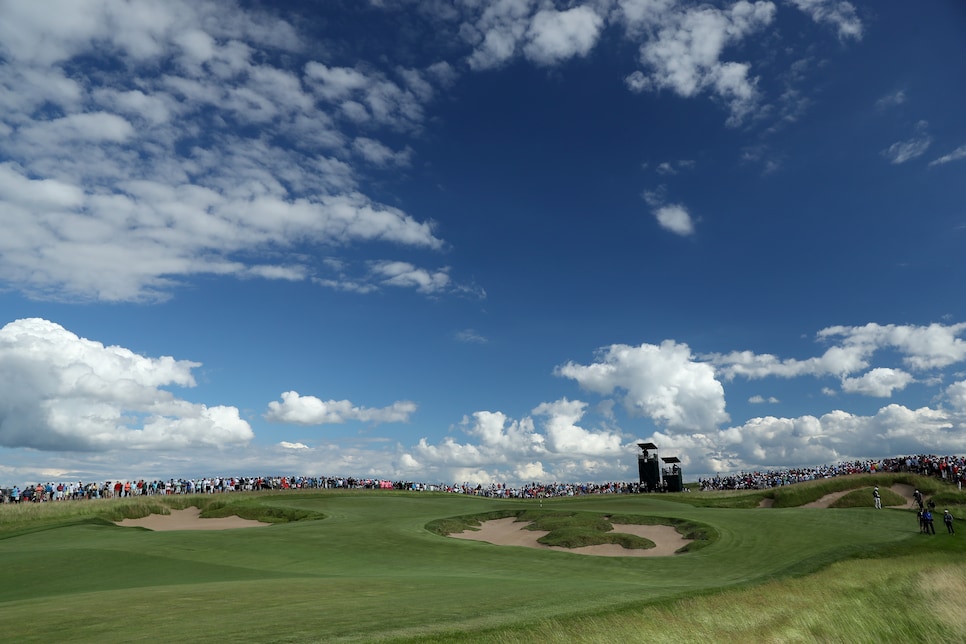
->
[829,486,907,508]
[199,498,325,523]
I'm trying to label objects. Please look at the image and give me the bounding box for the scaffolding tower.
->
[636,442,684,492]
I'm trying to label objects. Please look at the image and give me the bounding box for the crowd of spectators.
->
[697,454,966,491]
[0,476,648,503]
[1,476,397,503]
[2,454,964,504]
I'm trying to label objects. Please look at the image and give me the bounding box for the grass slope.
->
[0,478,963,642]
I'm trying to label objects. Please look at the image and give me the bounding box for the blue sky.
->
[1,0,965,486]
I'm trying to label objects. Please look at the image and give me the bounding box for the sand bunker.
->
[450,517,691,557]
[115,506,272,531]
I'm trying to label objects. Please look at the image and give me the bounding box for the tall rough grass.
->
[412,553,966,643]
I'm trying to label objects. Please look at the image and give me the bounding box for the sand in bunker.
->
[450,517,691,557]
[115,507,272,531]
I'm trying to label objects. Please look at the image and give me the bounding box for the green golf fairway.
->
[0,485,960,642]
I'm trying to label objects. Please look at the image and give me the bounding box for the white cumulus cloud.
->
[265,391,417,425]
[523,6,604,66]
[623,1,776,125]
[0,318,252,451]
[654,204,696,236]
[397,400,632,483]
[556,341,730,432]
[840,367,914,397]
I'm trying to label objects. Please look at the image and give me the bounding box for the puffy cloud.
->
[623,1,776,125]
[312,256,478,297]
[265,391,417,425]
[18,112,135,145]
[614,0,680,35]
[462,0,538,70]
[749,395,780,404]
[819,322,966,371]
[514,461,552,482]
[464,410,545,453]
[462,2,604,69]
[946,381,966,413]
[398,400,632,483]
[0,0,451,302]
[532,399,624,456]
[352,137,413,167]
[716,413,839,465]
[785,0,863,41]
[710,322,966,381]
[654,204,695,236]
[840,368,913,397]
[370,261,452,294]
[302,63,373,102]
[0,318,252,451]
[522,6,604,66]
[708,345,870,380]
[676,403,958,473]
[0,161,443,301]
[871,404,959,451]
[642,189,696,236]
[303,62,436,131]
[556,341,729,431]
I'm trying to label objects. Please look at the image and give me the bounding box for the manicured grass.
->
[0,479,962,642]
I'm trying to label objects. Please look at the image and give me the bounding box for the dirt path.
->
[782,483,921,509]
[449,517,691,557]
[802,490,853,508]
[115,507,272,531]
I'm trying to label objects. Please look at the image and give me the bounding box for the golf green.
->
[0,489,950,642]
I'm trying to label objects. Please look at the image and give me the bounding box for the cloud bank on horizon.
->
[1,0,964,485]
[4,317,966,485]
